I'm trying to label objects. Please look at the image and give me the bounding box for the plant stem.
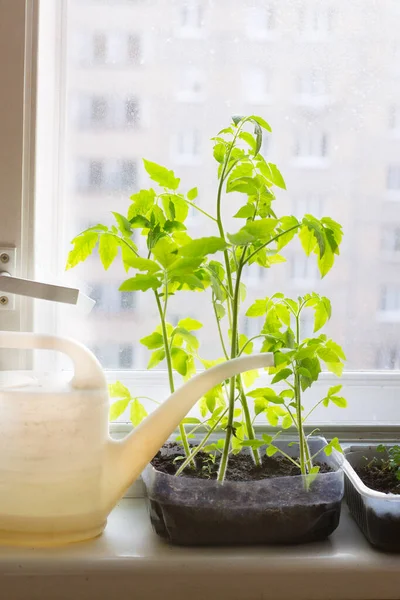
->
[237,377,261,466]
[154,289,193,464]
[243,225,300,267]
[212,297,229,360]
[217,262,242,481]
[175,409,228,476]
[294,314,307,477]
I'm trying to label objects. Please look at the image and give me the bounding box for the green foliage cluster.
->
[67,114,346,483]
[375,445,400,481]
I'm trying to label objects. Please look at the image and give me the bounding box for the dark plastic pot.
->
[344,445,400,552]
[142,436,344,546]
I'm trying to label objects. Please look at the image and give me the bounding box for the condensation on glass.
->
[36,0,400,371]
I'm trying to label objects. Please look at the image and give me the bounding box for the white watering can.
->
[0,332,274,546]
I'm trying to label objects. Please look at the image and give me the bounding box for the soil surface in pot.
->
[151,442,332,481]
[355,464,400,494]
[147,444,342,546]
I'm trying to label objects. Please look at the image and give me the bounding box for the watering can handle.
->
[0,331,106,390]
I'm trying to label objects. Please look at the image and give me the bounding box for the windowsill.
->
[1,498,400,600]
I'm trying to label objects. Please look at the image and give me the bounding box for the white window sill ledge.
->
[1,498,400,600]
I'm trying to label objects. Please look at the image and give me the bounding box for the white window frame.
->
[2,0,400,438]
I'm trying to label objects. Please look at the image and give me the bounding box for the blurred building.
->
[60,0,400,371]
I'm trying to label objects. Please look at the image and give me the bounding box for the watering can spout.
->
[105,352,274,509]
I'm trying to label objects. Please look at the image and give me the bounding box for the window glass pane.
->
[35,0,400,372]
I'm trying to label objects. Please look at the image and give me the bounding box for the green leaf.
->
[173,327,199,350]
[239,131,257,153]
[187,187,198,201]
[109,381,131,399]
[241,439,264,449]
[164,220,187,233]
[232,115,244,125]
[250,115,272,132]
[276,216,300,250]
[167,257,203,277]
[314,297,332,332]
[297,367,312,379]
[123,255,161,274]
[129,215,152,228]
[266,445,278,457]
[246,299,267,317]
[99,233,119,270]
[254,398,269,415]
[271,368,293,384]
[130,398,148,427]
[161,194,189,222]
[275,304,290,327]
[109,398,130,421]
[242,369,259,387]
[227,229,255,246]
[317,347,340,363]
[119,274,161,292]
[330,396,347,408]
[215,303,226,319]
[253,122,262,155]
[243,218,278,239]
[112,212,132,236]
[282,414,293,429]
[302,217,326,257]
[233,205,255,219]
[152,237,178,268]
[326,361,344,377]
[266,407,279,426]
[227,176,260,195]
[178,318,203,331]
[267,163,286,189]
[171,348,189,376]
[324,437,342,456]
[247,387,278,400]
[140,332,164,349]
[328,384,343,396]
[299,224,317,256]
[129,189,156,217]
[143,159,180,190]
[177,236,227,257]
[147,349,166,369]
[213,143,226,163]
[66,231,98,270]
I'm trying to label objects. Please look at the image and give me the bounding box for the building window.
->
[297,71,329,97]
[90,96,109,127]
[125,97,139,128]
[243,316,265,352]
[387,166,400,190]
[120,291,135,311]
[294,132,328,158]
[246,6,275,38]
[291,255,319,281]
[127,34,141,65]
[89,284,104,310]
[382,227,400,252]
[180,0,203,30]
[76,159,137,192]
[293,195,324,218]
[376,346,400,370]
[243,263,267,287]
[381,286,400,311]
[177,67,205,101]
[119,344,134,368]
[299,5,333,36]
[175,130,201,163]
[93,32,107,64]
[243,68,272,103]
[77,32,141,67]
